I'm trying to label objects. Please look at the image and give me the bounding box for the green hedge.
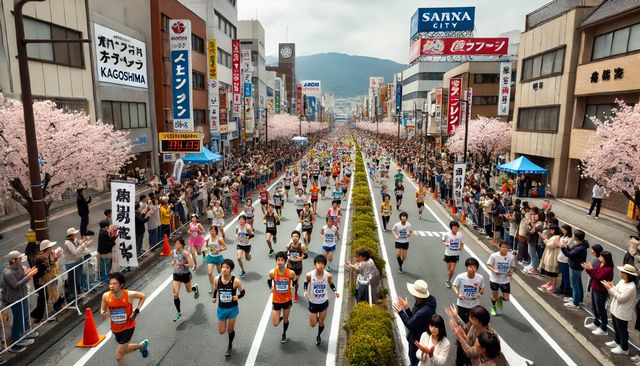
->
[345,139,396,366]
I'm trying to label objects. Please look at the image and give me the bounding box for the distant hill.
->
[266,52,406,98]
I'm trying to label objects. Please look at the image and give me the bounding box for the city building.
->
[238,19,267,142]
[267,43,296,114]
[89,0,158,174]
[566,0,640,212]
[511,0,602,200]
[0,0,95,118]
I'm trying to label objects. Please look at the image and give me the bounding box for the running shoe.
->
[605,340,619,348]
[496,297,504,311]
[326,265,331,272]
[25,331,39,339]
[445,280,452,288]
[316,335,322,346]
[490,306,497,316]
[225,345,233,357]
[268,249,274,258]
[563,302,579,309]
[280,334,288,343]
[592,328,608,336]
[398,267,403,274]
[208,288,213,295]
[140,339,149,358]
[174,312,183,322]
[584,322,598,330]
[193,284,200,299]
[294,293,299,303]
[239,271,247,278]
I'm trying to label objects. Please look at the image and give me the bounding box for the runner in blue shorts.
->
[206,225,227,294]
[212,259,245,358]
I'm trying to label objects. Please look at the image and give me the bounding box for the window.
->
[402,91,430,100]
[521,47,565,81]
[474,74,499,84]
[592,22,640,60]
[23,17,83,67]
[101,101,148,129]
[215,11,237,39]
[194,109,206,124]
[582,104,615,130]
[472,96,499,105]
[161,14,170,31]
[402,72,444,85]
[217,48,231,68]
[193,72,205,89]
[192,34,204,53]
[517,106,560,132]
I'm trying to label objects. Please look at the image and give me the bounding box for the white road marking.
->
[416,231,426,237]
[425,231,434,237]
[325,173,354,365]
[402,171,577,366]
[74,178,284,366]
[362,153,411,366]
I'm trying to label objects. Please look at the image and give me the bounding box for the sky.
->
[238,0,551,64]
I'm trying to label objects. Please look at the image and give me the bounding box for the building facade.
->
[238,19,266,141]
[401,61,459,125]
[267,43,296,114]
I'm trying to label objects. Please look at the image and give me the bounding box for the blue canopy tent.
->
[181,146,223,164]
[496,156,548,197]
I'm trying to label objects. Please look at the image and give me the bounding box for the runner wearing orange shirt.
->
[267,251,296,343]
[309,181,320,214]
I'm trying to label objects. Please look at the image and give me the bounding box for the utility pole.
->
[264,109,268,149]
[14,0,90,240]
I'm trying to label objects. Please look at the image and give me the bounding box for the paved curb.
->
[431,199,614,366]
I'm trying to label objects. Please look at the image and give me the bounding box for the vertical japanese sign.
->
[232,40,241,114]
[498,61,512,116]
[208,39,218,135]
[296,85,302,117]
[111,182,137,268]
[453,163,466,210]
[435,88,443,133]
[274,77,281,114]
[395,84,402,114]
[447,78,462,135]
[170,20,193,131]
[241,50,254,135]
[466,87,473,124]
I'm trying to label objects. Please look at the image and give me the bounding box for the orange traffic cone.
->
[433,190,438,199]
[76,308,106,348]
[234,201,239,215]
[461,210,467,223]
[451,204,457,215]
[160,234,172,256]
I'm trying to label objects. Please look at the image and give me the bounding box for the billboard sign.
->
[395,84,402,113]
[94,23,147,88]
[411,37,508,58]
[169,20,192,131]
[232,39,241,114]
[208,40,218,135]
[447,78,462,135]
[275,77,281,113]
[302,80,321,94]
[498,61,512,116]
[410,7,475,37]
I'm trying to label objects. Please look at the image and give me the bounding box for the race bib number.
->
[275,280,289,293]
[313,283,327,297]
[417,194,424,200]
[449,239,460,251]
[398,229,407,239]
[325,232,335,244]
[219,289,232,303]
[110,308,127,324]
[238,232,249,243]
[260,194,267,200]
[289,251,299,260]
[463,285,477,300]
[267,221,275,228]
[497,262,510,274]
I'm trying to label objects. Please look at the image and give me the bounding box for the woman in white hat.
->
[63,228,91,300]
[602,263,638,356]
[31,240,62,322]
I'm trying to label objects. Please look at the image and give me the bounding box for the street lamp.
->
[14,0,91,240]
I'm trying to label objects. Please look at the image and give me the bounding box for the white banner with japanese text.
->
[498,62,512,116]
[111,182,138,268]
[453,163,466,210]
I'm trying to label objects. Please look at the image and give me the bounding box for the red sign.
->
[447,78,462,135]
[296,85,302,116]
[411,37,508,60]
[232,40,241,113]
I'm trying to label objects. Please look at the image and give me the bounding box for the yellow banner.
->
[159,132,202,140]
[208,39,217,80]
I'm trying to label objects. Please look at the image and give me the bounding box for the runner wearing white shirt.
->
[486,241,516,316]
[392,212,413,274]
[442,221,464,289]
[452,258,485,323]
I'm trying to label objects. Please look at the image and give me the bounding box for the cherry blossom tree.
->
[266,114,328,138]
[445,117,512,164]
[356,121,406,136]
[582,101,640,208]
[0,95,133,227]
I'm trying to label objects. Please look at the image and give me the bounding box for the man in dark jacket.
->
[134,203,149,257]
[561,230,589,308]
[393,279,437,366]
[97,220,116,283]
[76,188,93,236]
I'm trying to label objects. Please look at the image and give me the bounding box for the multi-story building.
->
[89,0,158,174]
[0,0,95,118]
[511,0,602,199]
[267,43,296,114]
[238,19,266,141]
[150,0,208,169]
[401,61,459,126]
[566,0,640,212]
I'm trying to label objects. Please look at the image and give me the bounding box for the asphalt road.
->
[363,150,599,366]
[29,162,354,366]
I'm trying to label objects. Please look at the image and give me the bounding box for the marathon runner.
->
[304,255,339,346]
[206,226,227,294]
[415,183,427,219]
[273,185,285,219]
[187,214,205,271]
[443,221,465,289]
[486,241,516,316]
[309,181,320,214]
[171,238,200,322]
[326,200,343,229]
[331,183,343,206]
[320,216,338,272]
[394,180,405,210]
[452,257,485,323]
[243,198,255,227]
[264,203,280,258]
[394,168,404,185]
[380,194,393,232]
[340,173,350,197]
[392,212,413,274]
[259,185,270,215]
[283,172,293,201]
[286,231,307,303]
[211,259,245,358]
[319,173,328,200]
[100,273,149,365]
[301,170,309,192]
[211,200,226,241]
[292,171,300,192]
[294,188,307,218]
[235,215,254,278]
[312,163,321,183]
[268,251,296,343]
[299,202,315,249]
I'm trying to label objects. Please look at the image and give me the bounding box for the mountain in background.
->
[266,52,406,98]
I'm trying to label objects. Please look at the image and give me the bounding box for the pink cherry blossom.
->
[264,114,328,138]
[445,117,512,163]
[582,101,640,205]
[356,121,406,136]
[0,95,133,219]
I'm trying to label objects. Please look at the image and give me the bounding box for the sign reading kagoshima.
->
[410,7,475,37]
[94,23,147,88]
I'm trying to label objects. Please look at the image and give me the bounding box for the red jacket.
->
[585,264,614,293]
